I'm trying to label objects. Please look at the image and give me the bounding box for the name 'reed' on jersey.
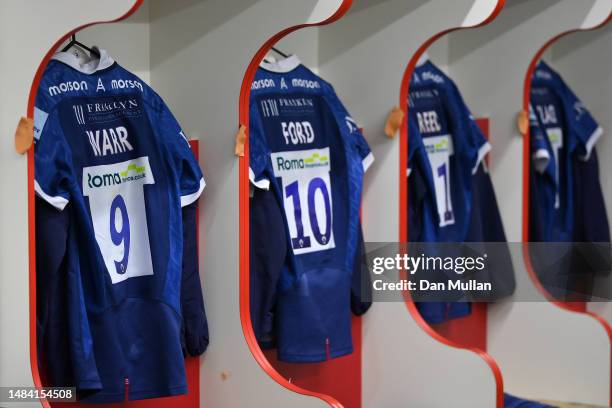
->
[34,49,204,402]
[408,60,491,243]
[249,56,372,362]
[407,60,513,324]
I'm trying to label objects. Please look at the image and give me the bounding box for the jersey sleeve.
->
[158,103,205,207]
[249,103,272,190]
[322,82,374,172]
[350,223,372,316]
[449,82,490,174]
[180,203,209,356]
[346,115,374,172]
[34,110,73,210]
[567,90,603,161]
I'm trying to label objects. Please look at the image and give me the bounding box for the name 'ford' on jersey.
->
[250,56,373,362]
[407,60,512,323]
[34,49,205,402]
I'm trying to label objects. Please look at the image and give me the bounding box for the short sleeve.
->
[468,117,491,175]
[158,103,205,207]
[345,116,374,172]
[34,111,73,210]
[249,102,272,190]
[322,83,374,172]
[567,90,603,161]
[450,82,490,174]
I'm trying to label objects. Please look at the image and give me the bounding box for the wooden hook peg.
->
[384,106,405,139]
[14,117,34,155]
[234,124,247,157]
[517,110,529,136]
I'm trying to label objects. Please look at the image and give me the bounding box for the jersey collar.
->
[51,47,115,74]
[259,55,301,73]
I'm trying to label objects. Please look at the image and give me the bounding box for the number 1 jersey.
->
[34,50,205,401]
[249,56,373,362]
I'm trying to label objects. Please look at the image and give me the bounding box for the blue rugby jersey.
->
[407,60,511,323]
[34,49,205,401]
[249,56,372,362]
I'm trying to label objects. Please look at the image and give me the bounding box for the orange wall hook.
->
[14,116,34,155]
[384,106,405,139]
[234,124,247,157]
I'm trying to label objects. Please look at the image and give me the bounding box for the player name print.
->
[417,110,442,134]
[85,126,134,157]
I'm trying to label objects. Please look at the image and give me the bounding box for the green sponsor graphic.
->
[426,138,449,154]
[547,130,561,144]
[303,152,329,165]
[119,163,146,177]
[88,162,146,189]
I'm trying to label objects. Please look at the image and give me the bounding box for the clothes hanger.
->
[61,33,100,58]
[270,46,290,59]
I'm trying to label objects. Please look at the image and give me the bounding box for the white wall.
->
[78,2,151,83]
[548,24,612,324]
[0,1,331,407]
[550,24,612,231]
[147,1,328,406]
[0,2,141,406]
[443,0,611,404]
[319,1,503,407]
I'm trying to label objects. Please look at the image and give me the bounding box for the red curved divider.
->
[398,2,507,407]
[25,2,145,407]
[520,13,612,406]
[237,2,353,407]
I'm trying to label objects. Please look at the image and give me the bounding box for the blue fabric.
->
[180,203,209,357]
[249,61,371,362]
[504,393,558,408]
[407,61,511,323]
[529,61,609,299]
[529,61,603,243]
[250,187,287,349]
[34,56,204,401]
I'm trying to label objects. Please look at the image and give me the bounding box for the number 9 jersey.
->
[34,50,205,401]
[249,56,373,362]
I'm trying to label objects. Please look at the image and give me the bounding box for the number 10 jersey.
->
[249,56,373,362]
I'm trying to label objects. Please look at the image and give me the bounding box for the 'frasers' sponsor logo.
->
[421,70,445,84]
[535,69,553,81]
[291,78,320,89]
[86,98,139,114]
[408,89,437,109]
[251,78,276,90]
[111,79,144,92]
[48,80,88,96]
